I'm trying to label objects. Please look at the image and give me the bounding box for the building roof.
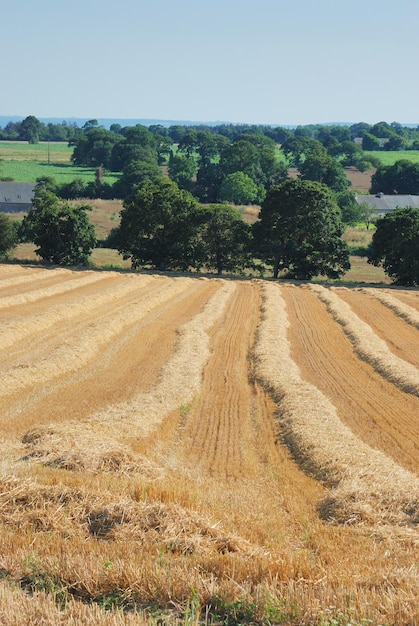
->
[0,182,35,206]
[355,194,419,216]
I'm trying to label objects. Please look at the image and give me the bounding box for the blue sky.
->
[3,0,419,126]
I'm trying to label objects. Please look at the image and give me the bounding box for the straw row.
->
[1,276,195,397]
[253,283,419,526]
[81,280,237,436]
[0,273,154,351]
[23,280,237,469]
[309,284,419,396]
[0,266,68,289]
[0,269,114,311]
[360,287,419,330]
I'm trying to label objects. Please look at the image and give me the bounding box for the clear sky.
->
[3,0,419,126]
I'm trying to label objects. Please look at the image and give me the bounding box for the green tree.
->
[112,160,163,199]
[196,131,228,166]
[368,207,419,285]
[357,201,377,230]
[298,152,350,192]
[168,153,196,192]
[117,179,201,271]
[110,125,158,170]
[0,214,18,259]
[19,115,43,144]
[219,140,260,180]
[195,162,225,203]
[22,185,96,265]
[254,179,350,279]
[370,160,419,194]
[197,204,253,274]
[219,171,265,205]
[362,133,381,151]
[335,190,362,226]
[281,136,325,167]
[70,128,119,169]
[177,129,198,158]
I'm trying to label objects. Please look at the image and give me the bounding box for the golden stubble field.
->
[0,265,417,625]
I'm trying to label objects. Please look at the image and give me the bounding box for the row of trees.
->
[4,116,419,209]
[1,177,417,285]
[3,116,419,149]
[3,178,349,279]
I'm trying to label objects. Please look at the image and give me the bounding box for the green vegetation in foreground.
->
[364,150,419,166]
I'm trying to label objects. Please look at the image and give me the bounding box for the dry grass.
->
[70,198,123,241]
[0,269,418,625]
[253,282,419,526]
[361,287,419,329]
[309,284,419,395]
[19,280,236,468]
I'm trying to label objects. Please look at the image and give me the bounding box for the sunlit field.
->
[0,265,417,625]
[0,141,119,185]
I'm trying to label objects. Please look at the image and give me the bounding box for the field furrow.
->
[309,284,419,395]
[0,268,115,310]
[281,285,419,475]
[0,274,161,353]
[255,283,419,526]
[14,279,235,471]
[330,287,419,367]
[361,287,419,329]
[175,282,262,479]
[0,276,199,405]
[0,267,418,625]
[384,288,419,312]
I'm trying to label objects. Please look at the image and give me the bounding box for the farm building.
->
[0,182,35,213]
[355,193,419,217]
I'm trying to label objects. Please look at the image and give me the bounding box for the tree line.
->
[2,175,418,285]
[1,116,418,285]
[3,116,419,149]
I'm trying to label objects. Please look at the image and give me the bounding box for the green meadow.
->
[364,149,419,166]
[0,141,119,185]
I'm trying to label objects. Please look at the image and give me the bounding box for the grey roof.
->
[0,182,35,205]
[355,194,419,215]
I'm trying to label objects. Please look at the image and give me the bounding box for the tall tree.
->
[254,179,350,279]
[219,171,264,205]
[19,115,43,144]
[168,153,196,192]
[298,152,350,192]
[368,207,419,285]
[117,179,201,271]
[22,184,96,265]
[0,214,18,259]
[196,204,253,275]
[112,160,163,199]
[70,128,119,169]
[370,160,419,194]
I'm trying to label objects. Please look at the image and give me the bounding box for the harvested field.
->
[0,266,418,626]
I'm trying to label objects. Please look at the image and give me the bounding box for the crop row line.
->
[0,270,113,311]
[360,287,419,329]
[309,284,419,396]
[22,280,237,472]
[0,277,195,398]
[253,283,419,526]
[0,273,155,351]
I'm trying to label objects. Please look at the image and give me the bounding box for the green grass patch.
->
[0,160,119,185]
[0,141,119,185]
[364,150,419,166]
[0,141,72,161]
